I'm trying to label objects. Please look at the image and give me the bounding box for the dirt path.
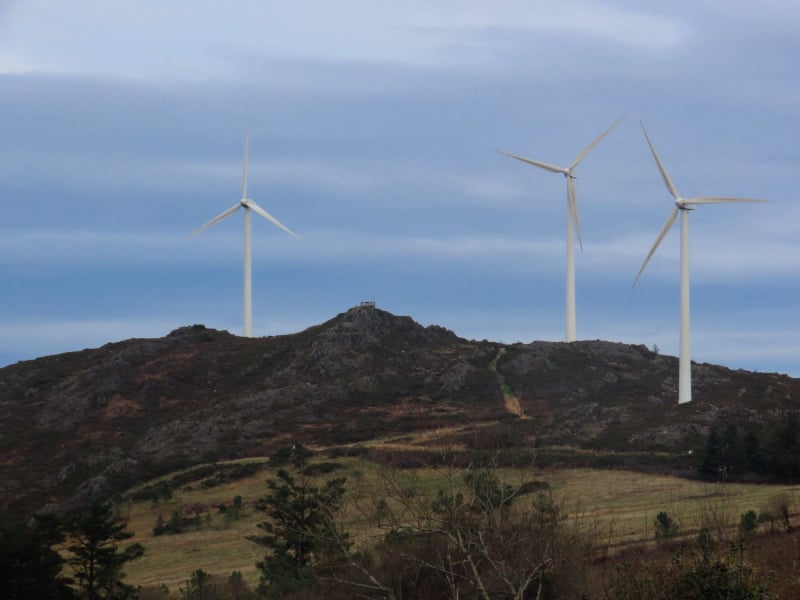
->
[308,349,529,455]
[489,348,528,419]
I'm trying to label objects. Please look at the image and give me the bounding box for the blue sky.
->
[1,1,798,376]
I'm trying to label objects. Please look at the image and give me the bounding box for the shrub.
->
[654,511,679,544]
[740,510,759,534]
[269,445,313,468]
[606,549,777,600]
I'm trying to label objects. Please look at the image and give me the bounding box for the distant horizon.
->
[3,302,797,379]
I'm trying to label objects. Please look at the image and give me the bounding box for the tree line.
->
[698,413,800,482]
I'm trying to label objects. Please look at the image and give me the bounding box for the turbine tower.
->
[498,117,623,342]
[634,122,766,404]
[190,133,299,338]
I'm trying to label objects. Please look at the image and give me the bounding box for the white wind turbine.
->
[190,133,299,338]
[498,117,624,342]
[634,122,767,404]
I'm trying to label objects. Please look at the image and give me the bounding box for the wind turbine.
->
[634,122,766,404]
[190,133,299,338]
[498,117,624,342]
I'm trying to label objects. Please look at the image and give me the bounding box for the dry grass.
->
[542,468,800,548]
[122,458,800,592]
[123,460,272,590]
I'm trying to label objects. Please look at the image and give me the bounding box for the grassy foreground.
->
[119,456,800,592]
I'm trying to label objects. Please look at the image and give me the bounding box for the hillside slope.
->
[1,304,798,516]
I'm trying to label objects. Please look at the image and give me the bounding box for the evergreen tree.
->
[700,425,748,478]
[167,510,183,534]
[249,469,348,598]
[721,424,747,474]
[0,514,75,599]
[700,427,723,476]
[153,513,165,536]
[66,500,144,600]
[764,413,800,481]
[179,568,213,599]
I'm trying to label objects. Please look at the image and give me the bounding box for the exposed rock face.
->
[1,305,799,516]
[497,339,799,448]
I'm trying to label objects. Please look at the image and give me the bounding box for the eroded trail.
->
[489,347,528,419]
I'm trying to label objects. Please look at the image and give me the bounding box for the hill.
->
[1,304,798,517]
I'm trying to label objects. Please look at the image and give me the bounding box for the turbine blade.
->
[497,150,565,174]
[640,122,680,200]
[685,196,768,205]
[567,177,583,251]
[569,116,625,170]
[189,203,241,236]
[241,131,250,200]
[248,201,301,239]
[633,206,679,286]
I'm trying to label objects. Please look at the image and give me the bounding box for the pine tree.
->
[0,513,75,599]
[700,427,723,476]
[249,469,348,598]
[66,500,143,600]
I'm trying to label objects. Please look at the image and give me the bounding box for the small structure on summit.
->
[359,301,376,308]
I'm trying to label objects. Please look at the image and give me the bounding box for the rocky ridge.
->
[0,304,798,516]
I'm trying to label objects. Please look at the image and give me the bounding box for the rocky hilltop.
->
[1,305,798,516]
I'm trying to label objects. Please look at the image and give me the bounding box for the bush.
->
[654,511,679,544]
[740,510,759,534]
[269,445,313,468]
[606,549,777,600]
[224,496,244,525]
[180,569,211,600]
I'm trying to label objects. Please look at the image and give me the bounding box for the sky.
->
[1,1,798,378]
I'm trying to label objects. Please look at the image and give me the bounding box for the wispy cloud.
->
[2,225,795,286]
[448,2,689,49]
[0,52,33,74]
[0,1,689,79]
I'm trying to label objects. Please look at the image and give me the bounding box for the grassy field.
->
[120,456,800,593]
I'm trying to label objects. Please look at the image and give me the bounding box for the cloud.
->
[0,1,689,80]
[463,2,688,49]
[2,223,796,287]
[0,228,561,269]
[0,52,32,74]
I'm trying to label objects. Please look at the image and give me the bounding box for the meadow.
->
[120,452,800,593]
